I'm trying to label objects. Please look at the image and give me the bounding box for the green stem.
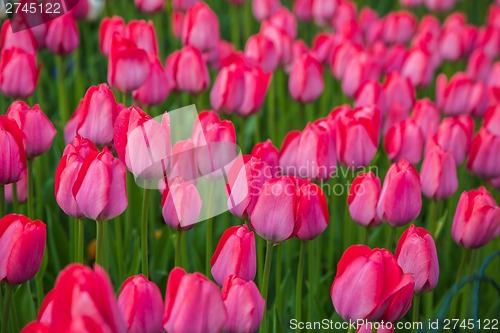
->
[230,4,241,49]
[412,293,421,331]
[175,230,183,267]
[0,184,5,217]
[95,220,104,267]
[275,244,282,315]
[115,217,124,277]
[1,284,14,333]
[295,241,306,333]
[77,219,84,263]
[308,241,315,319]
[56,56,68,126]
[27,159,34,218]
[449,248,469,317]
[363,227,370,245]
[268,76,276,143]
[347,327,355,333]
[428,199,438,235]
[386,226,396,250]
[11,182,18,213]
[206,218,213,276]
[141,188,150,278]
[260,241,274,333]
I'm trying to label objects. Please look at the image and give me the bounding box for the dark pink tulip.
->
[182,3,220,57]
[348,172,381,228]
[285,39,309,73]
[238,63,272,116]
[212,40,237,70]
[172,11,184,40]
[385,119,424,164]
[331,245,414,322]
[410,98,440,136]
[268,7,297,40]
[357,324,394,333]
[172,0,202,11]
[311,0,338,26]
[162,177,203,230]
[133,54,169,106]
[331,40,362,80]
[383,72,416,119]
[135,0,165,14]
[294,181,329,240]
[484,105,500,134]
[335,106,380,168]
[210,58,246,113]
[107,34,150,93]
[251,140,280,177]
[118,274,164,333]
[288,53,323,103]
[20,322,51,333]
[377,160,422,226]
[436,73,476,116]
[163,267,227,333]
[0,47,39,98]
[400,46,434,87]
[260,20,293,66]
[354,80,386,114]
[0,115,27,185]
[5,169,28,204]
[72,147,128,221]
[0,214,46,285]
[311,33,336,65]
[359,7,382,44]
[99,16,126,56]
[424,0,456,11]
[125,20,158,55]
[342,52,380,97]
[382,44,407,75]
[382,11,417,45]
[168,139,198,182]
[245,33,279,73]
[293,0,313,21]
[222,275,264,333]
[452,187,500,249]
[467,49,492,83]
[331,1,357,32]
[250,176,298,243]
[1,20,37,54]
[227,155,272,219]
[420,144,458,200]
[166,46,210,94]
[467,127,500,179]
[396,225,439,294]
[434,115,474,164]
[6,102,56,159]
[50,264,126,332]
[211,225,257,285]
[401,0,421,7]
[45,13,79,55]
[252,0,280,21]
[475,26,500,59]
[70,0,105,20]
[438,14,472,61]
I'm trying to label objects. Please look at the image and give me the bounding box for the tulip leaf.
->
[434,210,448,240]
[12,283,36,331]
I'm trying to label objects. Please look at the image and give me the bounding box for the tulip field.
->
[2,0,500,332]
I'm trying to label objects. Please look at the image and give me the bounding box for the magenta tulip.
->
[410,98,440,136]
[384,119,424,164]
[0,47,39,98]
[162,177,203,230]
[99,16,126,56]
[182,3,220,58]
[0,115,27,185]
[251,139,280,177]
[348,172,381,228]
[294,181,329,240]
[166,46,210,94]
[252,0,280,21]
[133,54,169,106]
[0,20,37,54]
[125,20,158,56]
[434,115,474,165]
[288,53,323,103]
[45,13,79,55]
[135,0,165,14]
[245,33,279,73]
[420,144,458,200]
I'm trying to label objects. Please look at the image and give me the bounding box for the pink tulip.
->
[211,225,257,285]
[118,274,164,333]
[312,0,338,26]
[245,33,279,73]
[172,0,202,11]
[330,40,362,80]
[331,1,357,32]
[227,155,272,219]
[466,49,492,83]
[125,20,158,55]
[383,72,416,119]
[107,34,150,93]
[0,214,46,285]
[135,0,165,14]
[212,40,237,70]
[382,44,407,75]
[99,16,126,56]
[382,11,417,45]
[0,115,27,185]
[168,139,198,182]
[377,160,422,226]
[424,0,456,11]
[342,52,380,97]
[484,105,500,134]
[288,53,323,103]
[45,13,79,55]
[4,169,28,204]
[396,225,439,293]
[252,0,281,21]
[400,46,434,87]
[421,143,458,200]
[50,264,126,332]
[20,322,51,333]
[163,267,227,333]
[286,39,309,73]
[250,176,298,243]
[354,80,386,114]
[311,33,336,65]
[182,3,220,57]
[0,47,39,98]
[133,54,169,106]
[294,181,329,240]
[6,102,56,159]
[467,127,500,179]
[268,7,297,40]
[222,275,265,333]
[348,172,381,228]
[385,119,424,164]
[210,59,246,113]
[331,245,414,322]
[434,115,474,165]
[166,46,210,94]
[400,0,421,7]
[1,20,37,54]
[260,20,293,66]
[162,177,203,230]
[239,64,272,116]
[171,11,184,40]
[410,98,440,136]
[436,73,477,116]
[251,139,280,177]
[452,187,500,249]
[293,0,313,21]
[438,14,472,61]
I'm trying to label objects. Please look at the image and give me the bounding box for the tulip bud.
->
[384,119,424,164]
[331,245,414,322]
[168,139,198,183]
[222,275,265,333]
[118,274,164,333]
[211,225,257,285]
[436,73,475,116]
[260,20,293,66]
[381,11,417,45]
[45,13,79,55]
[396,225,439,293]
[354,80,387,115]
[383,72,416,119]
[420,144,458,200]
[0,115,27,185]
[348,172,381,228]
[1,20,37,54]
[166,46,210,94]
[237,60,272,116]
[466,49,492,83]
[293,0,313,21]
[0,214,46,285]
[252,0,280,21]
[424,0,456,11]
[288,53,323,103]
[342,52,380,97]
[245,33,279,73]
[182,3,220,56]
[6,102,56,159]
[452,187,500,249]
[172,0,202,11]
[251,139,280,177]
[434,115,474,165]
[210,58,246,113]
[163,268,227,333]
[467,127,500,179]
[401,46,435,87]
[99,16,126,56]
[382,44,407,75]
[5,169,28,204]
[268,7,297,40]
[0,47,39,98]
[377,160,422,226]
[133,54,169,106]
[311,33,336,65]
[135,0,165,14]
[171,11,184,40]
[410,98,440,136]
[162,177,203,230]
[20,322,51,333]
[125,20,158,55]
[294,181,329,240]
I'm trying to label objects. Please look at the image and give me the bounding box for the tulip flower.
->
[0,214,46,284]
[245,33,279,73]
[252,0,280,21]
[354,80,387,115]
[135,0,165,14]
[294,181,329,240]
[163,267,227,333]
[420,143,458,200]
[4,169,28,204]
[476,25,500,59]
[382,44,407,75]
[331,1,358,32]
[0,115,27,185]
[50,264,127,332]
[168,139,198,182]
[45,13,79,55]
[377,160,422,226]
[162,177,203,229]
[6,102,56,159]
[99,16,126,56]
[165,46,210,94]
[293,0,313,21]
[211,225,257,285]
[467,127,500,179]
[125,20,158,56]
[434,115,474,165]
[381,11,417,45]
[0,47,39,98]
[133,54,169,106]
[107,34,150,93]
[251,139,280,177]
[171,11,184,40]
[250,176,298,243]
[237,62,272,116]
[400,46,435,87]
[466,49,492,83]
[0,20,37,54]
[484,105,500,134]
[20,322,51,333]
[331,41,361,81]
[172,0,202,11]
[438,14,473,61]
[260,20,293,66]
[383,72,416,120]
[348,172,381,228]
[452,187,500,249]
[424,0,456,11]
[410,98,440,136]
[342,52,380,97]
[436,73,476,116]
[118,274,164,333]
[268,7,297,40]
[384,119,424,164]
[288,53,323,103]
[222,275,265,333]
[210,57,246,113]
[182,3,220,58]
[396,225,439,293]
[311,33,336,65]
[311,0,338,26]
[331,245,414,322]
